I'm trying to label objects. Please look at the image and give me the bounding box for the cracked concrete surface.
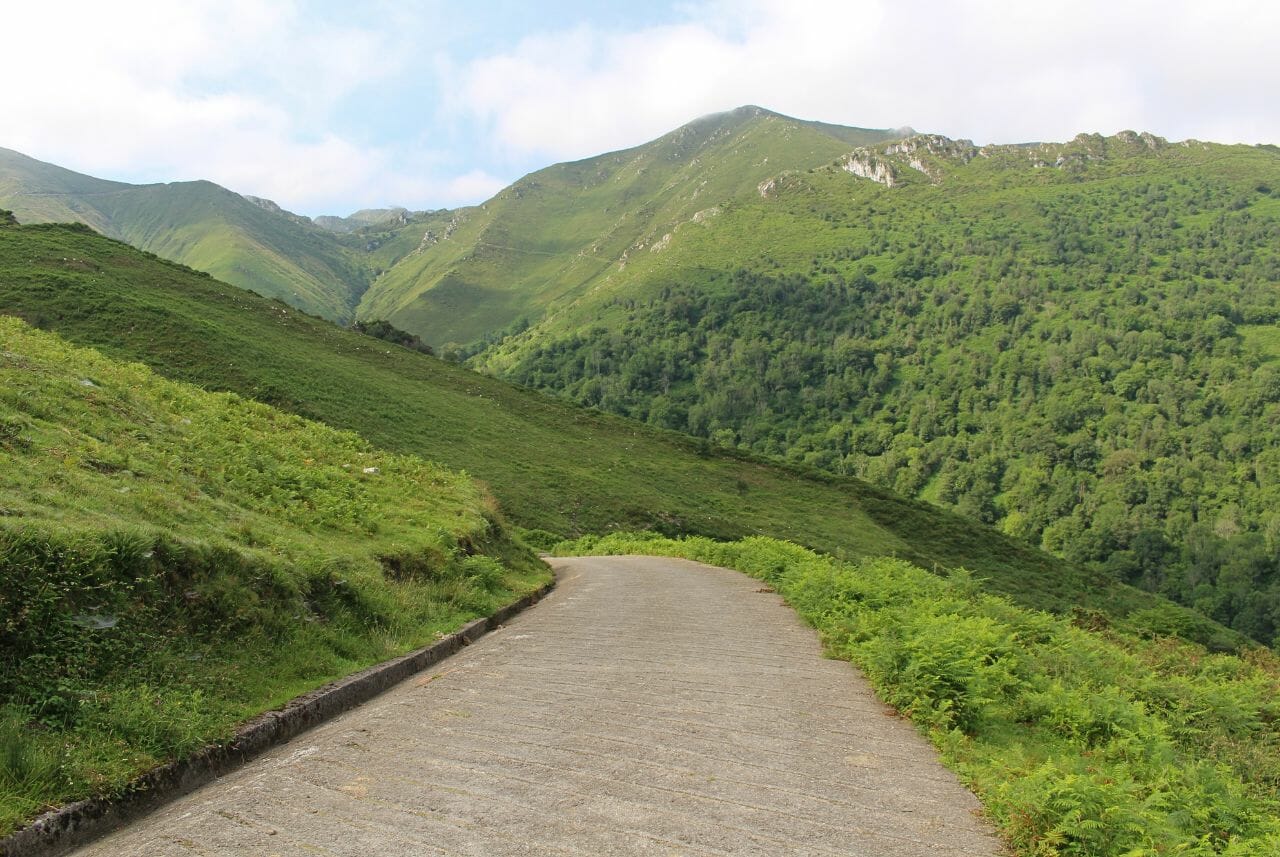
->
[72,555,1004,856]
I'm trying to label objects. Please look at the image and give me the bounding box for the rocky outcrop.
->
[842,131,1177,184]
[841,134,977,187]
[886,135,978,171]
[1115,130,1168,151]
[841,151,898,187]
[414,214,466,255]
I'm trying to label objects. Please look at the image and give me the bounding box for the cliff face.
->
[841,150,899,187]
[840,131,1178,187]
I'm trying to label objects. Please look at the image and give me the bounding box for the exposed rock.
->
[242,195,313,227]
[841,151,898,188]
[1115,130,1168,150]
[243,195,288,216]
[691,206,720,224]
[885,135,978,165]
[414,214,466,254]
[840,134,977,187]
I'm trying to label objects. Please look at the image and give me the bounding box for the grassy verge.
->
[0,318,550,834]
[554,533,1280,855]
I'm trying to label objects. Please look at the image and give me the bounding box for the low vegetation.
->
[0,318,548,834]
[351,318,434,354]
[554,533,1280,855]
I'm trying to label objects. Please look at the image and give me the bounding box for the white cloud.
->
[455,0,1280,163]
[441,170,509,205]
[0,0,439,214]
[4,0,1277,216]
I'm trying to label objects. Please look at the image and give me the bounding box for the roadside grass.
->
[0,318,549,834]
[554,533,1280,856]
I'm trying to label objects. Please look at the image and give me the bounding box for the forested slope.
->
[475,133,1280,644]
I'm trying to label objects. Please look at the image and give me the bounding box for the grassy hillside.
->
[0,148,371,321]
[0,315,547,833]
[0,218,1243,652]
[468,131,1280,645]
[355,106,906,347]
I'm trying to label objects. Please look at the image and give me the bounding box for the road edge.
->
[0,575,557,857]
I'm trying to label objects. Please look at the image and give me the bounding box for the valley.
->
[4,103,1280,855]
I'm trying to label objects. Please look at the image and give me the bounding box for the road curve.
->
[74,555,1003,856]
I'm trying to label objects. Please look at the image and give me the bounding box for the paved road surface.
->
[75,555,1003,856]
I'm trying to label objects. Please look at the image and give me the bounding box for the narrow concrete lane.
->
[75,556,1004,856]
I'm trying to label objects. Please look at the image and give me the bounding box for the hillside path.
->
[75,556,1003,856]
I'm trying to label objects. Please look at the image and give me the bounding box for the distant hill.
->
[312,207,412,233]
[0,147,370,320]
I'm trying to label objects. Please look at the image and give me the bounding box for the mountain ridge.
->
[0,147,371,321]
[353,106,911,346]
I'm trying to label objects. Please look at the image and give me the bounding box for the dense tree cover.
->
[351,318,434,354]
[504,175,1280,645]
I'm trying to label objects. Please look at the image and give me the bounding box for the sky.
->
[4,0,1278,217]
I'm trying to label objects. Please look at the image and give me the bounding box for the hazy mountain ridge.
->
[0,148,373,320]
[0,109,908,333]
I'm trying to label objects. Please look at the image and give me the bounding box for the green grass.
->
[555,533,1280,855]
[0,316,548,834]
[0,220,1230,647]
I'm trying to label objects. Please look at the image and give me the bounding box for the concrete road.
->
[75,555,1004,856]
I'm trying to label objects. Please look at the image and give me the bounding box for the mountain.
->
[0,147,370,320]
[7,108,1280,645]
[1,215,1235,654]
[451,127,1280,645]
[354,106,908,347]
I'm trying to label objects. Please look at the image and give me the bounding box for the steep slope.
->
[0,312,547,833]
[0,217,1236,649]
[470,130,1280,644]
[356,106,906,347]
[0,147,369,320]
